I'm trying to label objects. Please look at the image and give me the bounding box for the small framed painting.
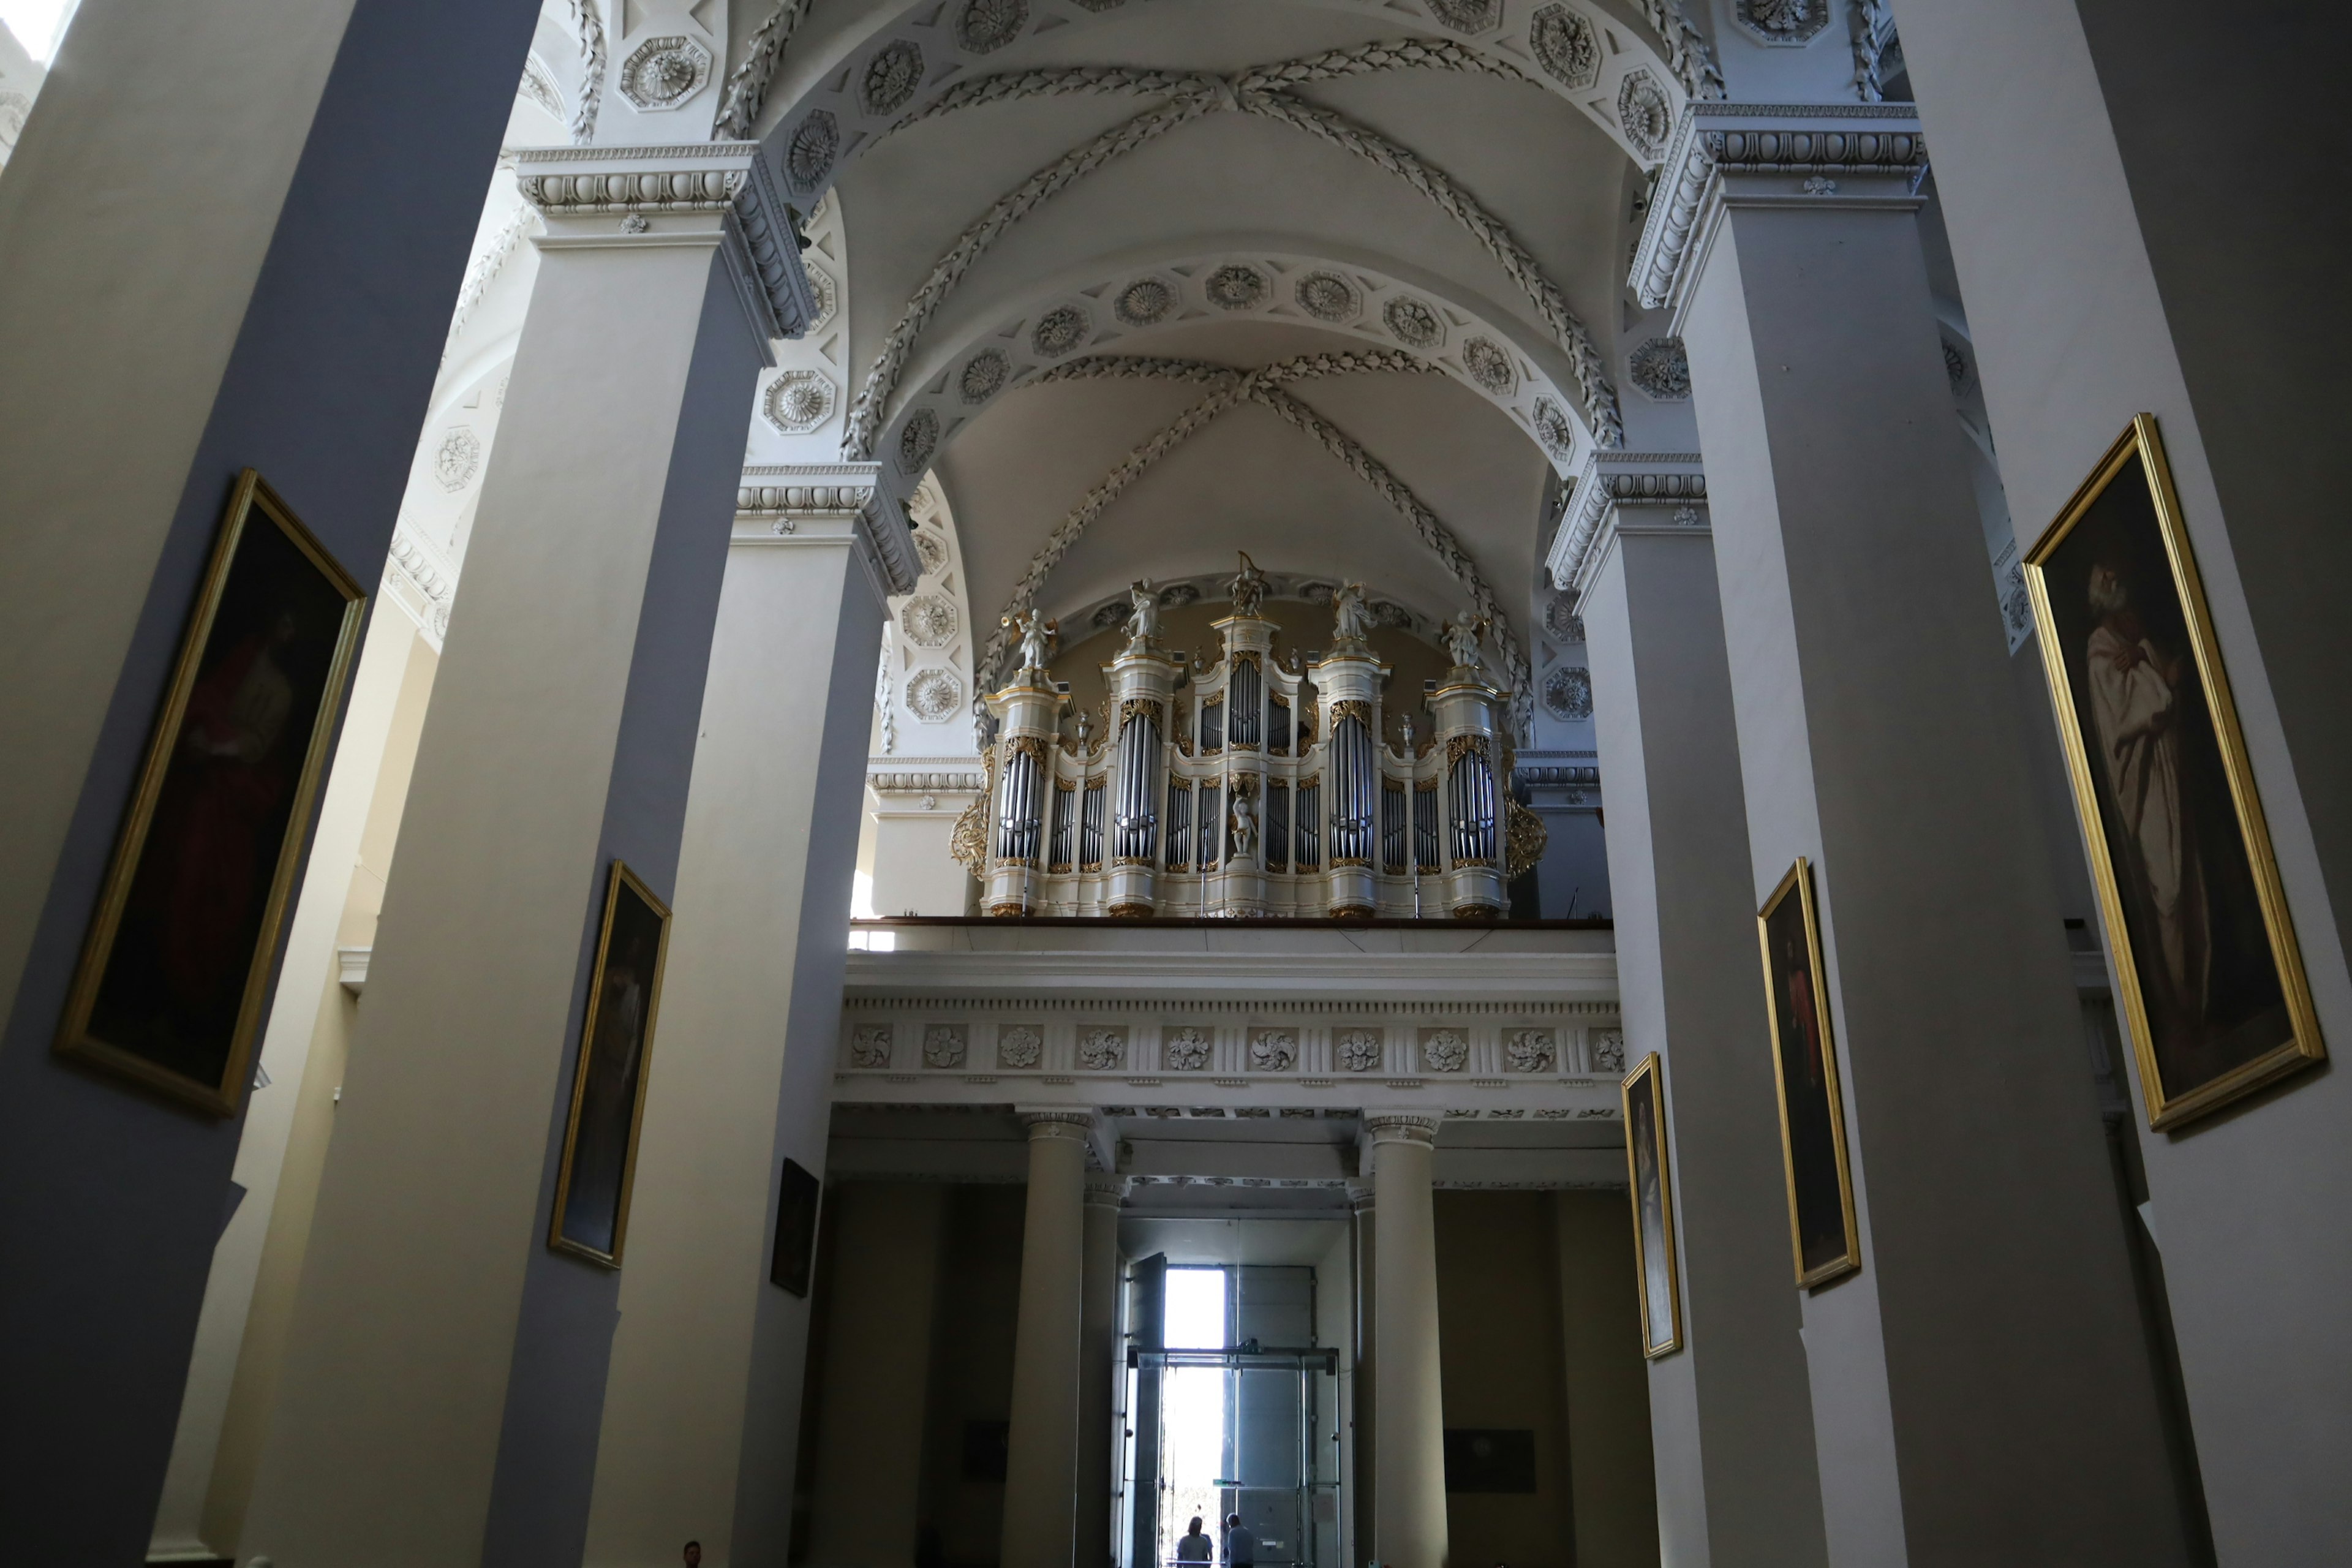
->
[770,1158,821,1295]
[549,861,671,1267]
[1619,1051,1682,1358]
[56,470,364,1115]
[2022,415,2324,1129]
[1758,858,1861,1289]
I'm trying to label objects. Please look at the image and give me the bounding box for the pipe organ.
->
[959,567,1536,919]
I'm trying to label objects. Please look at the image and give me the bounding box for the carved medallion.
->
[1735,0,1830,45]
[618,35,712,111]
[1427,0,1501,32]
[1542,594,1584,644]
[905,668,963,722]
[1294,270,1360,323]
[763,369,835,434]
[1164,1027,1212,1071]
[1591,1027,1626,1074]
[850,1024,893,1067]
[1079,1026,1127,1071]
[997,1023,1043,1068]
[1420,1028,1469,1072]
[1617,70,1672,160]
[914,529,949,573]
[434,427,481,492]
[1382,294,1443,348]
[861,39,925,115]
[1116,277,1175,326]
[804,265,838,332]
[1506,1029,1556,1072]
[960,349,1009,404]
[957,0,1030,53]
[897,407,940,473]
[1543,666,1593,722]
[902,594,958,648]
[1461,336,1515,395]
[787,111,840,194]
[1532,396,1575,458]
[1031,304,1091,358]
[1250,1029,1298,1072]
[1529,4,1600,89]
[924,1023,967,1068]
[1629,335,1691,401]
[1206,263,1268,311]
[1337,1029,1383,1072]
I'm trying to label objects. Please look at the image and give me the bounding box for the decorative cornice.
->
[735,462,918,598]
[514,143,818,347]
[868,767,986,794]
[1629,102,1929,314]
[1547,450,1708,600]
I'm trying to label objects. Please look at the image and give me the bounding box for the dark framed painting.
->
[549,861,671,1267]
[2024,417,2324,1130]
[1620,1050,1683,1357]
[55,469,365,1115]
[1758,858,1861,1289]
[769,1157,821,1295]
[1442,1429,1537,1494]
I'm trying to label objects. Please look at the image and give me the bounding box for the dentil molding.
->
[1628,102,1928,317]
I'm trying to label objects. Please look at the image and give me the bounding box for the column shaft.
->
[805,1183,948,1568]
[1367,1116,1445,1568]
[1581,520,1827,1567]
[584,487,894,1566]
[0,0,535,1551]
[1898,6,2352,1556]
[239,216,767,1562]
[1678,151,2188,1561]
[1348,1185,1376,1568]
[1003,1113,1093,1568]
[1076,1177,1126,1568]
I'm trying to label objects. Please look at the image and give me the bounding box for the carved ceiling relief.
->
[880,475,984,754]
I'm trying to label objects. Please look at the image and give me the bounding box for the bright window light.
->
[1160,1268,1228,1564]
[0,0,78,64]
[850,869,877,920]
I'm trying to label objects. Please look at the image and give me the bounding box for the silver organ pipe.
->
[1382,779,1408,875]
[1113,702,1162,863]
[1329,707,1376,864]
[1049,782,1075,872]
[997,741,1044,863]
[1414,783,1441,872]
[1229,658,1262,748]
[1164,782,1192,870]
[1449,739,1498,865]
[1080,780,1106,872]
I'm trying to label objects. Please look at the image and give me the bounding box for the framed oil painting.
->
[2022,415,2323,1129]
[56,470,364,1115]
[1758,858,1861,1289]
[769,1157,821,1295]
[1620,1051,1683,1358]
[549,861,671,1267]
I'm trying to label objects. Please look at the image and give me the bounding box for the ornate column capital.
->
[1346,1178,1378,1213]
[1084,1174,1130,1210]
[1548,449,1709,602]
[513,140,819,349]
[1630,102,1928,318]
[1362,1112,1442,1148]
[733,461,918,599]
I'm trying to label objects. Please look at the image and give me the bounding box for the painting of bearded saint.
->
[2025,419,2322,1129]
[59,472,363,1114]
[1621,1052,1681,1357]
[550,863,670,1266]
[1759,859,1860,1288]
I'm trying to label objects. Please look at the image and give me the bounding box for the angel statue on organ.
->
[1126,581,1160,650]
[1332,581,1371,646]
[1229,552,1268,616]
[1443,609,1488,673]
[1003,607,1058,675]
[1228,788,1259,865]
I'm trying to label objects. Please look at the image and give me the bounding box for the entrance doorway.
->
[1126,1261,1340,1568]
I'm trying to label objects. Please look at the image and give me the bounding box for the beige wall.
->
[918,1185,1028,1567]
[1553,1193,1659,1568]
[1434,1192,1577,1568]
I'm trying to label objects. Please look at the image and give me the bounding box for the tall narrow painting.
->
[1620,1051,1683,1357]
[549,861,671,1267]
[1758,858,1861,1289]
[56,470,365,1115]
[2023,417,2323,1129]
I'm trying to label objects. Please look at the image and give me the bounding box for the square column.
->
[1640,104,2192,1563]
[1560,475,1828,1568]
[584,470,908,1564]
[237,143,802,1563]
[0,0,539,1551]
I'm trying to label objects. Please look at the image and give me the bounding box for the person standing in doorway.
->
[683,1543,702,1568]
[1176,1515,1214,1564]
[1224,1513,1257,1567]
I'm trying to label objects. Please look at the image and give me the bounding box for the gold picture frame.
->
[1620,1051,1683,1358]
[2022,415,2324,1129]
[549,860,671,1267]
[1758,858,1862,1289]
[55,470,364,1115]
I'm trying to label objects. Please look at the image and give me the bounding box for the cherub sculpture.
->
[1229,551,1268,617]
[1442,609,1488,672]
[1003,606,1058,675]
[1332,581,1371,646]
[1126,580,1160,649]
[1229,789,1259,864]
